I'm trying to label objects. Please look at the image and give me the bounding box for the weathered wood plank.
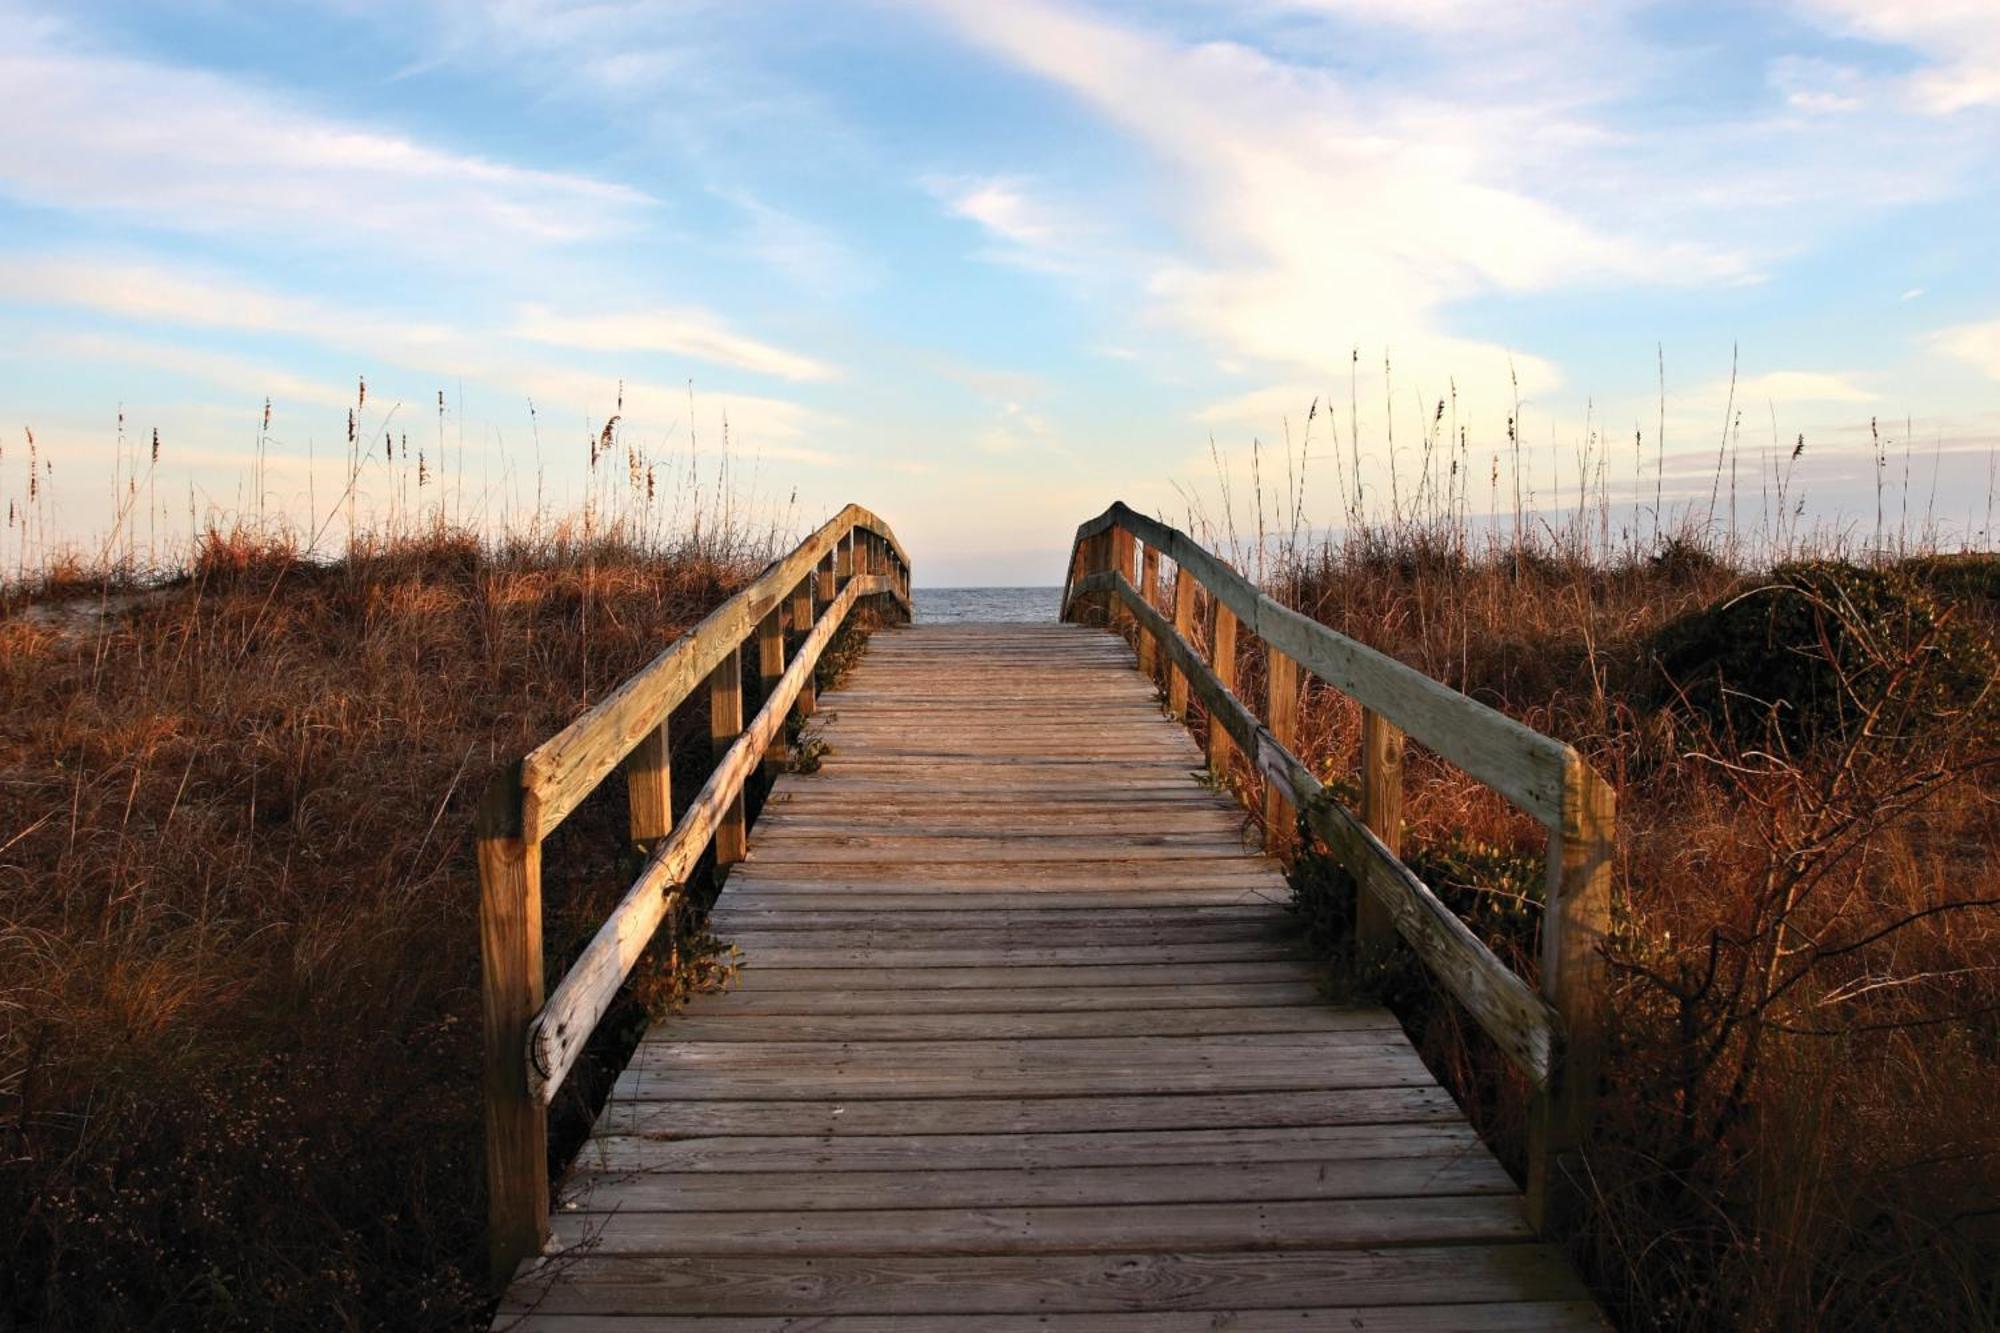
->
[727,961,1317,990]
[644,1007,1393,1042]
[547,1195,1534,1255]
[501,1246,1592,1316]
[568,1122,1483,1173]
[681,981,1329,1015]
[591,1086,1465,1136]
[558,1157,1517,1212]
[503,1306,1607,1332]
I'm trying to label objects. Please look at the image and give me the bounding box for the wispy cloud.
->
[925,174,1103,275]
[1731,371,1879,404]
[911,0,1748,403]
[1930,319,2000,381]
[511,306,840,383]
[43,332,357,410]
[0,257,456,350]
[1795,1,2000,113]
[0,20,650,254]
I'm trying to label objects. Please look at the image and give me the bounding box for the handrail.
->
[473,505,909,1284]
[1061,501,1613,1235]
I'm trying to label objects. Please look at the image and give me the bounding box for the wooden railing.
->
[474,505,909,1282]
[1061,501,1614,1233]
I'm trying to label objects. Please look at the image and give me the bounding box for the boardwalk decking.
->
[498,623,1604,1329]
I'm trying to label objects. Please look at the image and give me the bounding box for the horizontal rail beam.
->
[519,505,906,844]
[1077,568,1557,1086]
[526,572,887,1103]
[1071,503,1570,824]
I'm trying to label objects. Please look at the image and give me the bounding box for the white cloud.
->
[1731,371,1879,404]
[0,257,457,350]
[42,332,357,410]
[1796,1,2000,113]
[511,306,839,383]
[1768,56,1867,113]
[924,174,1103,275]
[1931,319,2000,380]
[4,254,840,408]
[0,26,651,254]
[493,366,833,447]
[912,0,1745,403]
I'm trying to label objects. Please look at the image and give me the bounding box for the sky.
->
[1,0,1997,585]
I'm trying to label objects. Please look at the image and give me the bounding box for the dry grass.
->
[0,514,788,1329]
[1168,511,2000,1331]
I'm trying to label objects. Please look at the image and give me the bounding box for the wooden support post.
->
[1358,709,1405,962]
[1136,545,1161,681]
[709,646,746,870]
[1109,526,1136,638]
[1262,645,1300,854]
[758,608,786,772]
[1065,540,1089,622]
[1528,759,1615,1234]
[835,530,853,588]
[816,551,836,604]
[1207,599,1239,779]
[1167,567,1195,720]
[475,765,548,1287]
[791,577,817,718]
[623,722,673,853]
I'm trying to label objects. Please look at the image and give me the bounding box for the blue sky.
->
[2,0,1997,583]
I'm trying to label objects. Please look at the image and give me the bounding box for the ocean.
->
[911,587,1065,624]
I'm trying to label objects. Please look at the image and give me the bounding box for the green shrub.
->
[1647,560,1995,749]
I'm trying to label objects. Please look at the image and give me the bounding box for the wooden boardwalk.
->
[498,623,1603,1329]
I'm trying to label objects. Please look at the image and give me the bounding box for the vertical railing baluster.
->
[1136,545,1161,682]
[791,577,817,719]
[1208,598,1239,780]
[1358,709,1405,962]
[1262,644,1300,855]
[1109,525,1136,638]
[1167,566,1195,720]
[758,607,786,773]
[624,721,673,853]
[709,646,746,869]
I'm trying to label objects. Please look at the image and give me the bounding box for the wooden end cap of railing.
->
[1061,502,1615,1236]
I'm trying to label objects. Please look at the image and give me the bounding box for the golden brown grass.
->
[0,516,779,1329]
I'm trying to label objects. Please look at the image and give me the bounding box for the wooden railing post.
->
[1358,709,1405,962]
[758,607,786,772]
[817,550,836,604]
[1207,600,1239,778]
[1263,645,1300,854]
[791,577,817,719]
[1167,567,1195,720]
[1136,545,1161,681]
[623,722,673,853]
[1528,758,1615,1232]
[1109,526,1137,638]
[475,765,548,1287]
[709,646,746,869]
[835,529,854,589]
